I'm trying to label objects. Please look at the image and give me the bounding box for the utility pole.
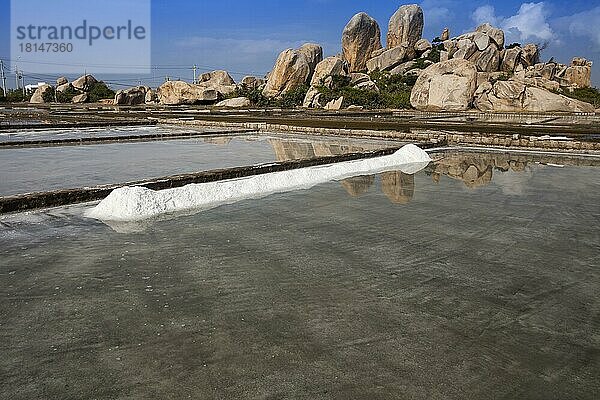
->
[20,72,25,96]
[192,64,197,83]
[0,60,7,97]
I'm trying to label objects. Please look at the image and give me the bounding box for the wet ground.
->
[0,131,403,196]
[1,150,599,399]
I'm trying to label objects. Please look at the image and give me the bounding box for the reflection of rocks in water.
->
[341,175,375,197]
[427,151,600,189]
[429,153,506,188]
[381,171,414,204]
[269,140,316,161]
[462,164,493,188]
[509,160,527,172]
[202,137,232,146]
[269,139,384,162]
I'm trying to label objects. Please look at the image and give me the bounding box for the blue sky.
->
[1,0,599,88]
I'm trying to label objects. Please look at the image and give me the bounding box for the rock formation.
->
[263,44,323,97]
[72,74,98,91]
[441,27,450,41]
[72,93,88,104]
[342,12,382,72]
[240,76,266,90]
[387,4,424,58]
[157,81,218,105]
[197,70,237,97]
[29,84,53,104]
[114,86,148,105]
[474,80,595,113]
[410,59,478,111]
[311,56,348,87]
[366,46,409,73]
[298,43,324,77]
[215,97,251,108]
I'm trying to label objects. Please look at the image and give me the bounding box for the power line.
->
[0,57,265,77]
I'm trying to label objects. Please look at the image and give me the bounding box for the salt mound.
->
[86,144,431,222]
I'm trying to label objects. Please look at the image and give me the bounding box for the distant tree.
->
[88,81,115,102]
[537,40,550,56]
[56,86,78,103]
[42,87,56,103]
[6,89,30,103]
[505,43,522,49]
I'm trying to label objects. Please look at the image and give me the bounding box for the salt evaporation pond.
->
[1,150,599,399]
[0,131,403,196]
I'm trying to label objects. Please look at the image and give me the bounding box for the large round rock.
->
[410,59,478,111]
[387,4,424,53]
[342,12,382,72]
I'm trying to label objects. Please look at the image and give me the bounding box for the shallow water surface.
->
[0,151,599,399]
[0,132,402,196]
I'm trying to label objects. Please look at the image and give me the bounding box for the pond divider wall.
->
[162,118,600,152]
[0,129,256,148]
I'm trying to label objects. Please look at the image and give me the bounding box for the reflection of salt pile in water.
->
[86,144,431,222]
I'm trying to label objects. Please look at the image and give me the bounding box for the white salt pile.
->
[86,144,431,222]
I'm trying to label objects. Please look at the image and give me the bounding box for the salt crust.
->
[86,144,431,222]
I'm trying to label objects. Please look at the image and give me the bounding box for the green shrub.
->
[426,46,442,63]
[227,84,274,107]
[318,85,385,109]
[88,81,115,102]
[56,86,78,103]
[227,83,309,108]
[42,87,56,103]
[6,89,30,103]
[315,71,414,110]
[561,87,600,108]
[276,84,309,108]
[0,87,5,102]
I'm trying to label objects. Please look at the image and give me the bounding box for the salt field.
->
[0,130,403,196]
[1,149,599,399]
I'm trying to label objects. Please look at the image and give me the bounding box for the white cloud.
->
[503,3,553,41]
[555,6,600,49]
[420,0,453,25]
[472,5,499,27]
[471,2,554,44]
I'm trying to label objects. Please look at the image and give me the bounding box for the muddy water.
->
[1,151,599,399]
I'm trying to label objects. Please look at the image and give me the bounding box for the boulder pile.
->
[29,4,596,113]
[262,43,323,98]
[30,74,108,104]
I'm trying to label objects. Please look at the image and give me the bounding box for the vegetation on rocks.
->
[42,88,56,103]
[88,82,115,103]
[57,86,78,103]
[561,87,600,108]
[277,84,310,108]
[315,72,415,109]
[228,83,309,108]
